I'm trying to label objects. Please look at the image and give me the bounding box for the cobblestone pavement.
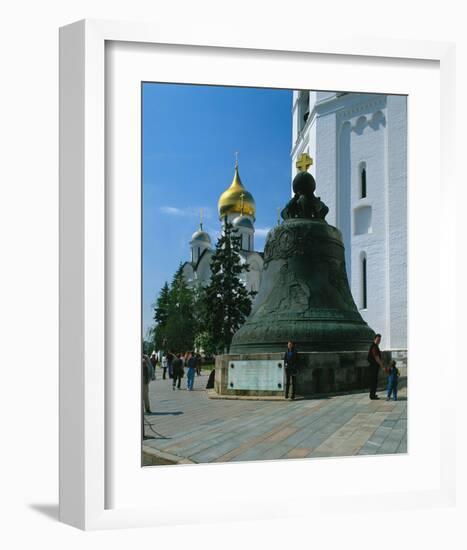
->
[143,371,407,465]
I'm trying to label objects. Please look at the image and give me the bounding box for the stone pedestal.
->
[215,350,405,398]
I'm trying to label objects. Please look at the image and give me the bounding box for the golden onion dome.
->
[218,163,256,219]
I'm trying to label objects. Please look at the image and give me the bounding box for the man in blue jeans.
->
[186,351,197,391]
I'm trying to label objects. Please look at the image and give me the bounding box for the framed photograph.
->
[59,19,456,530]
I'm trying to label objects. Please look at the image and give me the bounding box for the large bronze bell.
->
[230,171,375,353]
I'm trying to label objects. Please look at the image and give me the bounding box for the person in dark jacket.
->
[283,341,299,400]
[171,353,184,390]
[166,351,174,379]
[368,333,383,400]
[142,354,153,413]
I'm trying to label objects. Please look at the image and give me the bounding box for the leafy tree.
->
[204,220,256,352]
[154,281,170,326]
[152,281,170,350]
[194,330,216,356]
[142,339,154,356]
[191,283,209,335]
[162,264,196,352]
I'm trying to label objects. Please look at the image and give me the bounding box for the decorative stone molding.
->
[336,96,386,122]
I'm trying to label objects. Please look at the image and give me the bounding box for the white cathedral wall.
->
[291,92,317,184]
[316,112,338,228]
[194,252,213,286]
[346,101,407,350]
[292,92,407,351]
[386,95,407,350]
[347,106,388,345]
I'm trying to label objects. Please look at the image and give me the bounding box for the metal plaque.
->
[227,360,285,391]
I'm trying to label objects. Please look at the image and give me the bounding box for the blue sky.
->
[142,83,293,334]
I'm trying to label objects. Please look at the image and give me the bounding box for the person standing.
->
[161,353,168,380]
[142,354,154,413]
[283,341,299,400]
[186,351,197,391]
[368,333,384,400]
[172,353,184,390]
[166,351,174,379]
[195,353,202,376]
[386,360,400,401]
[149,351,158,380]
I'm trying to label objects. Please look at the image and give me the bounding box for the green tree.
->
[191,283,209,336]
[152,281,170,350]
[154,281,170,326]
[163,264,196,352]
[194,330,215,356]
[204,220,256,352]
[142,339,154,356]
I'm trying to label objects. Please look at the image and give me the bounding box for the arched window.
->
[359,162,367,198]
[361,254,368,309]
[297,91,310,133]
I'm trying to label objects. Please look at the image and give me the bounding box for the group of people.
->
[169,351,200,391]
[284,334,400,402]
[142,335,400,413]
[142,350,204,413]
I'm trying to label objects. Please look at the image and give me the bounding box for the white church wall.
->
[347,104,389,347]
[291,92,407,351]
[316,111,338,227]
[354,205,372,236]
[337,120,352,271]
[182,262,195,285]
[386,95,408,350]
[194,252,213,286]
[291,123,316,182]
[247,255,263,294]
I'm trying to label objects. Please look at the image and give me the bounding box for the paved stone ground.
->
[143,371,407,465]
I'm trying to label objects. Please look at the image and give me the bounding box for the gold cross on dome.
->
[240,193,245,215]
[296,152,313,172]
[235,151,239,167]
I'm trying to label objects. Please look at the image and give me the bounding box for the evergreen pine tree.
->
[163,264,196,352]
[152,281,170,350]
[205,219,256,352]
[153,281,170,324]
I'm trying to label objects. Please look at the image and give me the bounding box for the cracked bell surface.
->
[230,164,374,353]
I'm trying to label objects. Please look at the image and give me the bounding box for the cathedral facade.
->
[292,91,407,352]
[181,162,264,293]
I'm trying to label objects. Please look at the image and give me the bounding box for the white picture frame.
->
[59,19,456,530]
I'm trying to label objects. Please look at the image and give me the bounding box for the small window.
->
[360,163,367,198]
[297,91,310,133]
[362,256,367,309]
